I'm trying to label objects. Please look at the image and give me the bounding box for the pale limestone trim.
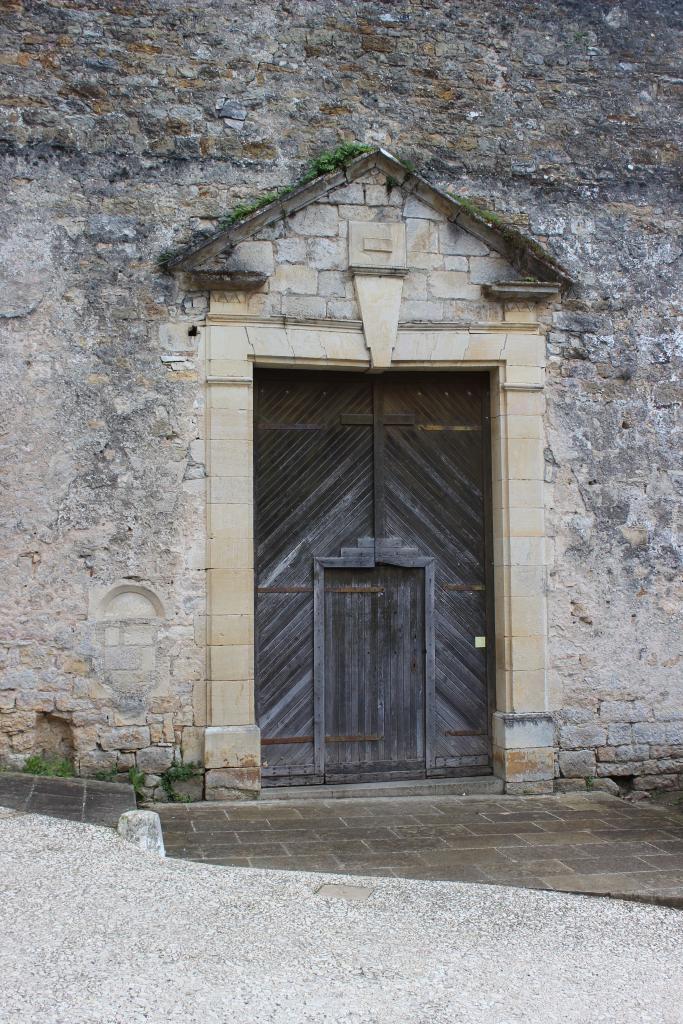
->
[353,274,404,368]
[203,298,551,778]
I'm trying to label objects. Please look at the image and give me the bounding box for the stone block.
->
[493,712,554,750]
[559,724,607,749]
[205,766,260,799]
[469,256,513,284]
[210,643,253,684]
[505,780,554,795]
[289,204,338,236]
[607,723,632,745]
[349,221,406,270]
[208,569,253,615]
[429,271,479,300]
[493,745,554,783]
[551,312,601,333]
[506,438,545,482]
[633,722,667,743]
[353,272,403,368]
[599,700,651,723]
[136,745,175,773]
[439,224,489,256]
[209,503,253,539]
[402,271,429,299]
[180,726,205,766]
[410,251,443,270]
[281,295,327,318]
[270,264,318,295]
[404,195,440,220]
[208,614,253,646]
[99,726,150,751]
[118,810,165,856]
[159,323,194,353]
[553,778,588,793]
[596,761,642,777]
[442,256,469,272]
[204,724,260,769]
[558,749,596,778]
[226,240,274,275]
[633,775,674,792]
[406,218,438,254]
[275,237,307,262]
[505,480,545,512]
[508,594,546,635]
[79,749,118,773]
[210,678,254,726]
[509,669,546,711]
[666,723,683,743]
[364,184,402,206]
[318,271,348,297]
[209,476,252,505]
[308,237,346,270]
[614,744,649,761]
[210,408,251,441]
[324,183,365,205]
[649,744,677,759]
[400,299,443,321]
[326,299,359,319]
[87,214,137,242]
[509,636,546,671]
[208,441,252,481]
[555,707,595,726]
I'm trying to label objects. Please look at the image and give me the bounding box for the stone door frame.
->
[201,303,555,797]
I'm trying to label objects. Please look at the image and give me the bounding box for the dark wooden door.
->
[254,370,492,786]
[323,565,425,782]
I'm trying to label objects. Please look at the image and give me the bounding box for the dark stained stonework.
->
[0,1,681,794]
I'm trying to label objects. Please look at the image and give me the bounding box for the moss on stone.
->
[447,192,565,273]
[218,141,373,229]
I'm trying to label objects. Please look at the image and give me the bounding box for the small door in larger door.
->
[323,565,426,782]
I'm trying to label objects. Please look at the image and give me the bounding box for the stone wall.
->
[0,0,681,796]
[225,173,508,324]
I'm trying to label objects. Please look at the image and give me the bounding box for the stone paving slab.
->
[0,772,136,827]
[157,792,683,907]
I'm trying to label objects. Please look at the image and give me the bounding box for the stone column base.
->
[204,725,261,801]
[492,712,555,795]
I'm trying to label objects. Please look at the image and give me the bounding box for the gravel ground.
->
[1,806,682,1024]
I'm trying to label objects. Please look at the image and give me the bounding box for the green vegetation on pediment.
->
[218,141,374,229]
[447,192,566,273]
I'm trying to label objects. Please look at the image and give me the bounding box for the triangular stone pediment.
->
[167,149,570,290]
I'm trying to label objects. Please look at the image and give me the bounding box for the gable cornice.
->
[167,148,571,289]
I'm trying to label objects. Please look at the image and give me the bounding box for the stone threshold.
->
[258,775,504,801]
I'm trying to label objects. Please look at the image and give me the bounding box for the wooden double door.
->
[254,370,493,786]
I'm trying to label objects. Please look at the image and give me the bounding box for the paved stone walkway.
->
[158,792,683,906]
[0,771,135,827]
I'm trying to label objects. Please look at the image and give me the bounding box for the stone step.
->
[258,775,504,801]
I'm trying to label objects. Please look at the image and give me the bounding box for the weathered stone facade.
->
[0,1,681,799]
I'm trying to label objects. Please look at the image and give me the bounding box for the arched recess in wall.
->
[98,583,165,620]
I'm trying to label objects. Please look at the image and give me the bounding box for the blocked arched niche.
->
[98,583,165,620]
